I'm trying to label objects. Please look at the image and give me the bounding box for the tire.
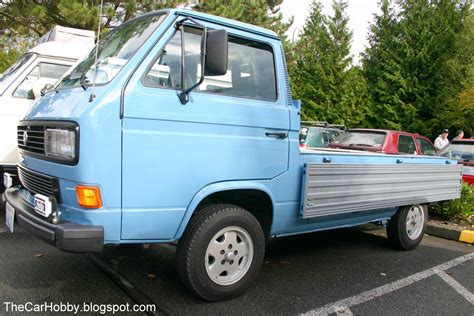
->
[176,204,265,301]
[387,204,427,250]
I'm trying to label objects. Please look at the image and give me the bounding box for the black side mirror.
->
[176,16,229,105]
[205,29,228,76]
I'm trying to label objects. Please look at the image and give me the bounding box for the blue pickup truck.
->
[2,9,462,301]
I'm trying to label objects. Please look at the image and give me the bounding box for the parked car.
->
[329,128,436,156]
[439,139,474,185]
[299,121,345,149]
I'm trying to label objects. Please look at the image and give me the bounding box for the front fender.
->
[173,180,275,240]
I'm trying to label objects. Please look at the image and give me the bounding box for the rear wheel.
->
[176,204,265,301]
[387,204,427,250]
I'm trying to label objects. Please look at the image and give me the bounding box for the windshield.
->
[439,143,474,161]
[0,53,35,90]
[59,13,166,88]
[333,131,386,148]
[300,127,342,148]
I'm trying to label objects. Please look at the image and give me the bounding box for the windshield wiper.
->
[347,143,375,147]
[64,72,89,91]
[80,73,89,91]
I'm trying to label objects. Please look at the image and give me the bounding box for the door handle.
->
[265,132,288,139]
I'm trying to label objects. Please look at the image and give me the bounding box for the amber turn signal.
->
[76,185,103,209]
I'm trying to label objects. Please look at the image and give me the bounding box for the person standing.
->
[434,129,450,151]
[453,130,464,140]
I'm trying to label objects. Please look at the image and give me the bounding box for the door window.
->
[416,138,436,156]
[144,26,277,101]
[13,63,70,99]
[398,135,417,154]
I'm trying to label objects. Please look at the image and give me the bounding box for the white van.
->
[0,26,94,191]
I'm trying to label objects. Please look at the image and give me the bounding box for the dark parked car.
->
[439,139,474,185]
[329,128,436,156]
[299,122,345,149]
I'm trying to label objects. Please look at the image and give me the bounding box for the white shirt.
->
[434,135,449,151]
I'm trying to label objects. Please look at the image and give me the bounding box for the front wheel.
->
[387,204,427,250]
[176,204,265,301]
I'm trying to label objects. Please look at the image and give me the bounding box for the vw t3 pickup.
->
[2,9,462,301]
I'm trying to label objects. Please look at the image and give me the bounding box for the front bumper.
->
[3,187,104,253]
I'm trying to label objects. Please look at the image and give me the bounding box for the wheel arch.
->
[174,181,275,240]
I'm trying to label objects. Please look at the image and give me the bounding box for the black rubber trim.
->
[4,187,104,253]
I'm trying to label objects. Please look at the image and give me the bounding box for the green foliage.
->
[362,0,473,138]
[430,183,474,223]
[195,0,293,61]
[290,0,371,126]
[196,0,291,36]
[0,0,181,72]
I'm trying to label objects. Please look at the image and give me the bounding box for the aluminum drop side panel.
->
[300,163,462,219]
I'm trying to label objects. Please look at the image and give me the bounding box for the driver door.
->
[121,21,290,240]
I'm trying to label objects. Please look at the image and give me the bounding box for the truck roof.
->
[166,9,280,40]
[27,25,95,60]
[28,41,94,60]
[37,25,95,46]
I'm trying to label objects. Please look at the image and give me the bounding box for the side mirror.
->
[32,81,51,99]
[40,83,54,96]
[205,29,228,76]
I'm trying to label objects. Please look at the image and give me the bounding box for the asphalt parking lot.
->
[1,222,472,315]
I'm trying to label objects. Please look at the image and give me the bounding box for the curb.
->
[426,222,473,244]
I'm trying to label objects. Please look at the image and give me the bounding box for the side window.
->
[144,30,183,89]
[13,63,70,99]
[417,138,436,156]
[398,135,417,154]
[144,26,277,101]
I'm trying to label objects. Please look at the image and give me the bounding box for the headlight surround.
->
[44,128,76,160]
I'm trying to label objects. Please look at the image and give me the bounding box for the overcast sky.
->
[280,0,381,62]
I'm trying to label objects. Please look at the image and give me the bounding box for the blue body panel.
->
[19,9,458,244]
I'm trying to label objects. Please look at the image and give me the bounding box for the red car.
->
[329,128,436,156]
[439,139,474,185]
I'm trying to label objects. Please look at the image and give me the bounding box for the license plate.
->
[5,202,15,233]
[3,173,12,189]
[463,166,474,175]
[34,194,52,218]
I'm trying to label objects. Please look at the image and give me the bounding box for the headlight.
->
[45,128,76,160]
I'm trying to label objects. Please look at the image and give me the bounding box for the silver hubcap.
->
[406,205,425,240]
[205,226,254,286]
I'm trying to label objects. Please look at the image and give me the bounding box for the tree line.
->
[1,0,472,138]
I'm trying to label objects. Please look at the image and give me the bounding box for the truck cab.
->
[2,10,462,302]
[0,26,94,191]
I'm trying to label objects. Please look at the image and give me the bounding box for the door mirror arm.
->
[176,17,208,105]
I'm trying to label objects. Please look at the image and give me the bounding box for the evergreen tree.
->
[362,0,404,130]
[397,0,470,137]
[290,1,331,121]
[445,13,474,136]
[363,0,472,137]
[196,0,291,38]
[195,0,293,61]
[291,0,370,126]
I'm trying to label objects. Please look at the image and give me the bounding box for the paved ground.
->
[1,223,472,315]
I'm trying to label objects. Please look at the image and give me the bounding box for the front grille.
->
[18,164,60,202]
[18,125,45,154]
